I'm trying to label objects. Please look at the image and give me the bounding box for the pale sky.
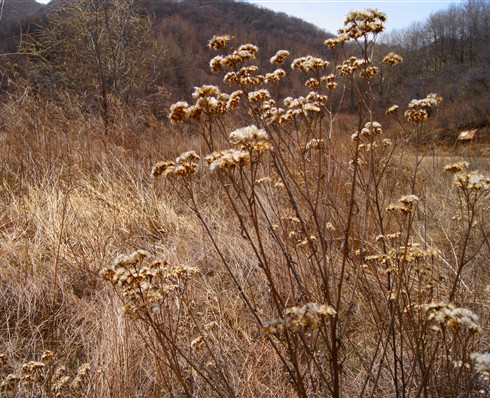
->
[35,0,464,33]
[246,1,464,33]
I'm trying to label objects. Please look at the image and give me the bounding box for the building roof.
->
[457,129,478,141]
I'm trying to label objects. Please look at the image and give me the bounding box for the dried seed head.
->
[339,8,386,39]
[383,52,403,66]
[444,161,469,173]
[471,352,490,376]
[385,104,399,115]
[404,108,428,123]
[229,125,272,152]
[359,66,379,80]
[270,49,290,64]
[206,149,251,171]
[169,101,188,123]
[291,55,329,72]
[208,34,234,50]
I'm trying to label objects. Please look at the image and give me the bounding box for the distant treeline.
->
[0,0,488,131]
[382,0,490,129]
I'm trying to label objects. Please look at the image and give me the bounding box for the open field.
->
[1,7,489,398]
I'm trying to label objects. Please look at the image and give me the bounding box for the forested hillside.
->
[0,0,331,130]
[1,0,487,137]
[0,0,44,51]
[383,0,490,131]
[143,0,329,95]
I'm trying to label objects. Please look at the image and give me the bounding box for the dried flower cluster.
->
[363,242,439,277]
[256,98,284,124]
[168,101,188,123]
[223,65,265,86]
[404,108,427,123]
[359,66,379,80]
[305,138,325,152]
[390,243,439,264]
[0,351,90,397]
[100,250,198,317]
[443,161,490,195]
[228,125,271,151]
[352,121,383,142]
[385,104,399,115]
[408,93,442,109]
[387,194,420,213]
[337,56,362,76]
[418,301,481,333]
[152,151,200,178]
[209,43,259,73]
[321,73,337,90]
[208,34,234,50]
[404,93,442,123]
[471,352,490,378]
[382,52,403,66]
[206,148,251,172]
[453,170,490,192]
[305,77,320,89]
[279,94,323,122]
[248,89,271,103]
[291,55,329,72]
[227,90,243,109]
[361,121,382,137]
[21,361,45,384]
[206,125,272,171]
[444,161,469,173]
[270,49,290,65]
[263,303,336,334]
[265,68,286,84]
[339,9,386,39]
[188,85,232,118]
[324,36,348,48]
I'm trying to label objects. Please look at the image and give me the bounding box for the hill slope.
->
[142,0,331,96]
[0,0,44,41]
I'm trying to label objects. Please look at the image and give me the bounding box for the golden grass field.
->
[1,9,489,398]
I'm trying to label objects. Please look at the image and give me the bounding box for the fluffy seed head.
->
[229,125,272,152]
[339,8,386,39]
[291,56,329,72]
[248,89,271,103]
[208,34,234,50]
[386,104,399,115]
[444,161,469,173]
[265,68,286,83]
[270,49,290,64]
[169,101,188,123]
[206,149,251,171]
[192,85,220,99]
[383,52,403,66]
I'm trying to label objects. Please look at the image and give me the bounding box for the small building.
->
[456,129,478,143]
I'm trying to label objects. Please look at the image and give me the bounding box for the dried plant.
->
[0,7,487,398]
[137,8,489,397]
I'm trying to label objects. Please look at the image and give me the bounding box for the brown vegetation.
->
[0,1,489,397]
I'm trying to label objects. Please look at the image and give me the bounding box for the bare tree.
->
[24,0,166,132]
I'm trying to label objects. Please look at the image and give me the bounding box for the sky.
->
[246,1,463,33]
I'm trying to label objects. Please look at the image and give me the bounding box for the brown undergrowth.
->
[1,9,489,398]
